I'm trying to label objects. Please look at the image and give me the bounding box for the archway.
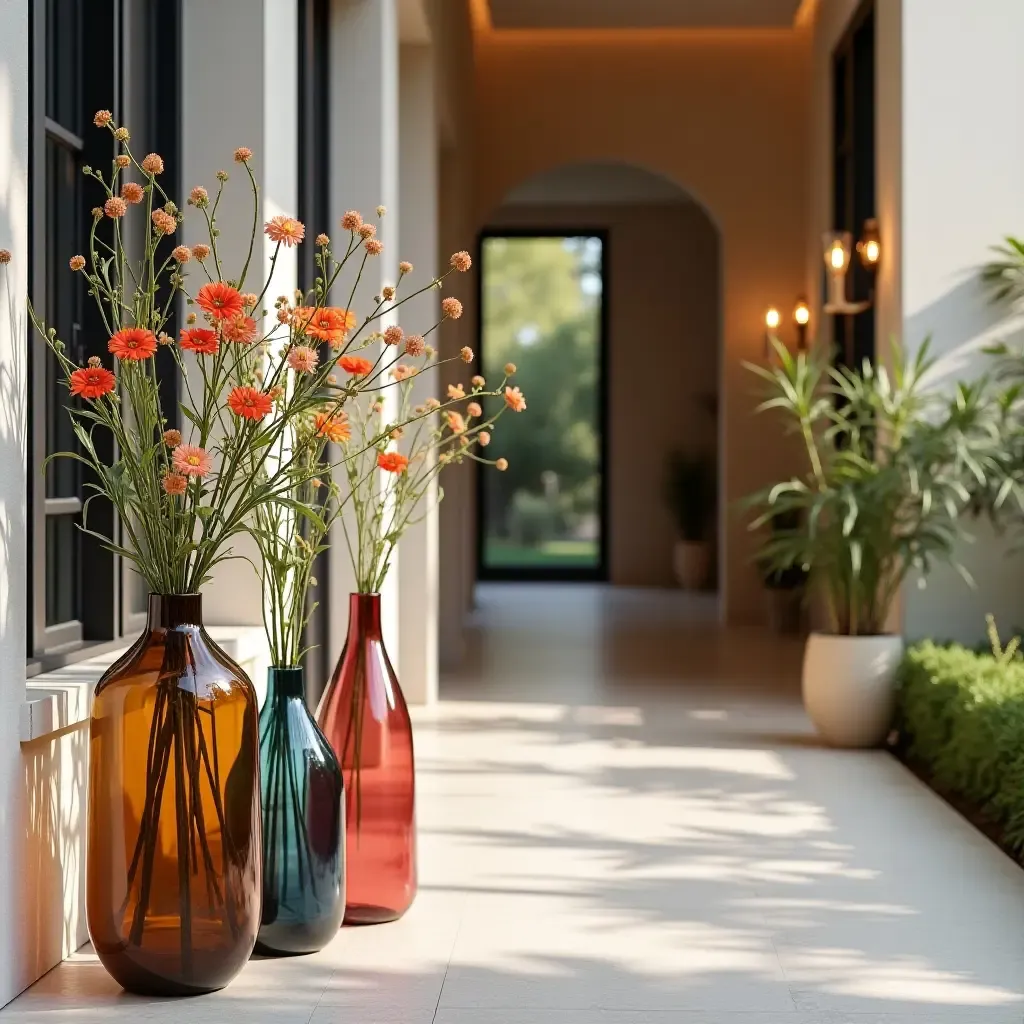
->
[476,161,723,608]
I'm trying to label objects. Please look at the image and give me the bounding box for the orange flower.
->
[383,325,404,346]
[339,355,374,377]
[234,146,253,163]
[69,255,86,272]
[108,327,157,361]
[120,181,144,204]
[163,429,182,447]
[172,445,212,477]
[151,210,176,235]
[227,386,273,421]
[179,327,219,355]
[478,431,491,447]
[314,411,351,443]
[221,315,258,344]
[341,210,363,231]
[442,297,463,320]
[69,366,116,399]
[467,401,482,418]
[377,451,409,474]
[450,251,472,272]
[93,110,113,127]
[265,215,305,247]
[193,243,211,261]
[162,473,188,496]
[496,458,508,471]
[104,197,127,219]
[365,239,383,256]
[504,386,527,412]
[447,411,466,434]
[404,335,425,357]
[294,306,355,344]
[197,282,244,321]
[391,364,415,382]
[141,153,165,175]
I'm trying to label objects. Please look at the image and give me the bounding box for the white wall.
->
[898,0,1024,643]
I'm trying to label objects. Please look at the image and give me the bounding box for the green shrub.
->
[898,640,1024,851]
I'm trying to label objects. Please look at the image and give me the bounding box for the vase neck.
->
[347,592,382,642]
[266,666,306,700]
[146,593,202,630]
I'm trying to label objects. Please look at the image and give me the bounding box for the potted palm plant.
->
[746,339,998,747]
[664,449,716,590]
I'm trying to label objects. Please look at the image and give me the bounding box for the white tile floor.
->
[5,584,1024,1023]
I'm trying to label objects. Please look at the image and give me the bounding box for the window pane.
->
[45,0,82,133]
[45,138,81,499]
[46,514,81,627]
[480,236,604,573]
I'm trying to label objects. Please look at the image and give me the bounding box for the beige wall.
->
[473,28,811,621]
[488,201,720,588]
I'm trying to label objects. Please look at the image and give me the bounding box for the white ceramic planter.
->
[673,540,710,590]
[802,632,904,748]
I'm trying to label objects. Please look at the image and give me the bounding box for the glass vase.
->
[316,593,417,924]
[87,594,261,995]
[257,666,345,955]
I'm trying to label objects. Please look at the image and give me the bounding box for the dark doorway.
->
[477,230,609,582]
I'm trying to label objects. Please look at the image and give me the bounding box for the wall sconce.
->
[793,296,810,351]
[822,221,880,315]
[764,306,780,357]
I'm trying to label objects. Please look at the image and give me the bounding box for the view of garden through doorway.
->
[478,233,606,578]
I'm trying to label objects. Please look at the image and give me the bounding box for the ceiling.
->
[487,0,804,30]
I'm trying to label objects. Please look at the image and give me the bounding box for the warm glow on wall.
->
[765,307,781,331]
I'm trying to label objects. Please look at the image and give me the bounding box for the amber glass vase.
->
[87,594,261,995]
[257,666,345,955]
[316,593,416,924]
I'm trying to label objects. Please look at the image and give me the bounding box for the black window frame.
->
[27,0,182,673]
[297,0,332,704]
[475,227,611,584]
[831,0,877,369]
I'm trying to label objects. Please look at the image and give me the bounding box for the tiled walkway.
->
[5,585,1024,1023]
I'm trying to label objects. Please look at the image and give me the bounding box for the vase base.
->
[343,903,406,926]
[97,952,231,997]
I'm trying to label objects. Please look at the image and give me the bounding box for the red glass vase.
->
[315,593,416,924]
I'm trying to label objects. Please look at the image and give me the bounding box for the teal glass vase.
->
[256,666,345,955]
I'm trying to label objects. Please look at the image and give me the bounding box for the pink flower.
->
[479,431,491,447]
[472,374,486,388]
[496,458,508,471]
[450,251,472,272]
[383,325,404,346]
[404,335,425,357]
[365,239,383,256]
[341,210,363,231]
[399,261,413,274]
[358,223,376,240]
[287,345,319,374]
[467,401,482,418]
[315,233,330,246]
[189,186,209,207]
[234,146,253,163]
[265,215,305,247]
[460,346,474,363]
[172,445,212,478]
[447,383,465,400]
[447,411,466,434]
[391,364,415,381]
[504,386,527,412]
[442,297,463,320]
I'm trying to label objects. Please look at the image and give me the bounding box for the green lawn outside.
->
[484,538,600,569]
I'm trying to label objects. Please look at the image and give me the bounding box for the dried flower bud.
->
[93,110,113,127]
[315,233,329,246]
[358,223,376,240]
[171,245,191,263]
[505,362,517,375]
[192,243,210,261]
[157,332,172,346]
[163,429,182,448]
[496,458,508,471]
[311,478,322,489]
[186,312,197,324]
[341,210,362,231]
[115,155,130,169]
[69,255,86,272]
[459,436,470,448]
[141,153,164,175]
[442,297,463,320]
[113,126,130,141]
[450,251,472,272]
[104,197,127,219]
[120,182,144,204]
[448,383,465,400]
[404,335,425,357]
[216,169,229,182]
[479,431,491,447]
[234,146,253,163]
[390,428,404,441]
[91,207,103,220]
[467,401,482,418]
[399,261,413,275]
[189,186,209,207]
[425,345,436,359]
[151,210,176,235]
[383,325,404,346]
[87,356,102,368]
[382,286,395,301]
[376,205,387,217]
[277,309,290,324]
[460,346,474,363]
[472,374,485,388]
[425,397,441,410]
[365,239,383,256]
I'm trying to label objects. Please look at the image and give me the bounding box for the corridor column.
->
[328,0,402,663]
[182,0,299,633]
[397,43,439,704]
